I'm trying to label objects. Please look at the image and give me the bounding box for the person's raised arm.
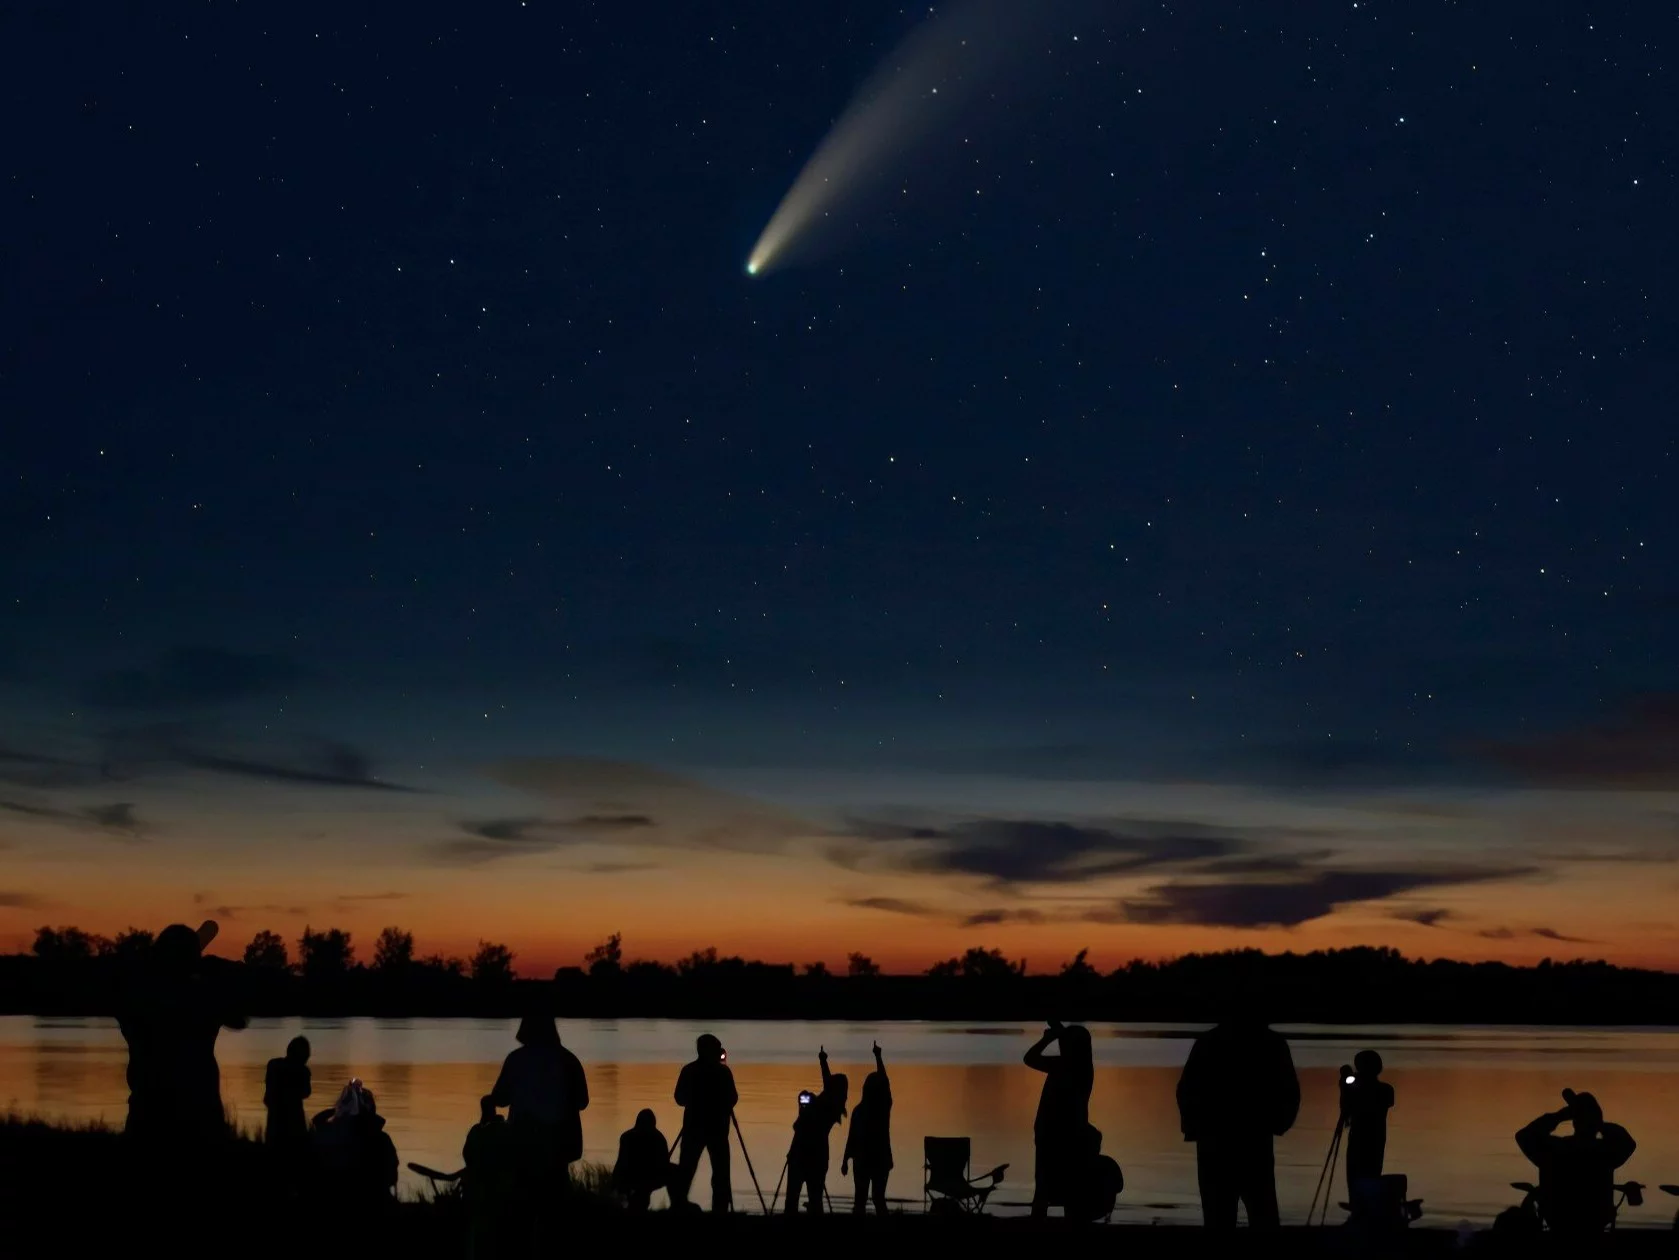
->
[1516,1109,1567,1165]
[1024,1026,1058,1073]
[819,1045,833,1090]
[1599,1121,1636,1168]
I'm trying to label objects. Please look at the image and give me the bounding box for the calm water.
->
[4,1017,1678,1227]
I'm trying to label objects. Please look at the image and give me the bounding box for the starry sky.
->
[3,1,1676,974]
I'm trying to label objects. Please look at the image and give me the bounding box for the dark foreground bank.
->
[2,1120,1672,1259]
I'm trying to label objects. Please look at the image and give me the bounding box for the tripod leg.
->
[1307,1117,1344,1225]
[731,1111,769,1214]
[770,1158,788,1213]
[1321,1122,1345,1227]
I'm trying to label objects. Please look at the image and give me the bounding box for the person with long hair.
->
[1025,1020,1094,1217]
[784,1046,847,1214]
[841,1041,892,1215]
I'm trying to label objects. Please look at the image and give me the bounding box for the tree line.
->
[4,927,1678,1024]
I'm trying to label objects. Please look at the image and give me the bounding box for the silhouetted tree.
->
[938,946,1027,980]
[1061,948,1099,979]
[298,926,354,979]
[470,940,515,985]
[847,952,881,978]
[419,952,465,978]
[243,930,289,971]
[803,961,830,979]
[111,928,155,960]
[372,926,414,973]
[676,947,720,976]
[32,926,105,962]
[584,933,623,978]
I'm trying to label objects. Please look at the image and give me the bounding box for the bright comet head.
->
[746,260,759,276]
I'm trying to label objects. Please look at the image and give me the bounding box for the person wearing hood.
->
[613,1109,671,1212]
[116,919,248,1151]
[310,1080,399,1208]
[489,1010,590,1217]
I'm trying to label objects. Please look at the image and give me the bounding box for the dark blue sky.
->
[2,1,1676,966]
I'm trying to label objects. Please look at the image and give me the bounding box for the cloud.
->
[959,907,1047,927]
[0,744,97,789]
[86,646,302,711]
[424,757,817,865]
[1393,907,1454,928]
[835,816,1310,889]
[101,726,416,793]
[1114,865,1533,929]
[333,892,410,904]
[1478,694,1679,789]
[844,896,940,917]
[1477,925,1594,943]
[0,796,146,839]
[0,891,46,909]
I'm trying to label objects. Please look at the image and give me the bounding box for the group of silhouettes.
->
[114,920,1646,1242]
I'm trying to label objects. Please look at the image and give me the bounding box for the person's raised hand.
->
[819,1046,828,1062]
[872,1040,882,1057]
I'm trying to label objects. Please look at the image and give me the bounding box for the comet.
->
[746,0,1088,277]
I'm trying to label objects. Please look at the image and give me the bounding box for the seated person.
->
[613,1108,671,1211]
[1515,1089,1636,1237]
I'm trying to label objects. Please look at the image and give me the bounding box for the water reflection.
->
[1,1017,1676,1226]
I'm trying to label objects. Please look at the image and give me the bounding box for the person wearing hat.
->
[489,1008,590,1239]
[116,920,248,1150]
[1516,1088,1637,1238]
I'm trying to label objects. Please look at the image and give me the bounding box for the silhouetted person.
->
[1176,1004,1300,1229]
[463,1095,517,1260]
[490,1011,590,1192]
[1025,1020,1094,1217]
[1341,1049,1394,1195]
[614,1108,671,1212]
[1516,1089,1637,1239]
[671,1033,738,1212]
[264,1035,312,1160]
[116,920,248,1154]
[785,1046,847,1214]
[841,1041,892,1215]
[310,1080,398,1210]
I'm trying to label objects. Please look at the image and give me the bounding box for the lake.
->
[4,1017,1677,1227]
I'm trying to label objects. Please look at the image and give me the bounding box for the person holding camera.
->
[784,1046,848,1214]
[671,1033,738,1212]
[1516,1089,1637,1238]
[1340,1049,1395,1193]
[1024,1019,1095,1217]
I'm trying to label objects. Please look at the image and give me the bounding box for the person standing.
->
[1024,1020,1094,1216]
[784,1047,847,1214]
[841,1041,893,1215]
[670,1033,738,1212]
[489,1009,590,1239]
[117,920,248,1154]
[1176,1001,1300,1229]
[264,1035,313,1161]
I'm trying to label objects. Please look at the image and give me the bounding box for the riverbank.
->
[3,1118,1673,1258]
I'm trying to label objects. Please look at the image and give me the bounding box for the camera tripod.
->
[667,1111,769,1213]
[1306,1112,1347,1227]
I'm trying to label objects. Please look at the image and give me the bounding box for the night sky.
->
[3,1,1675,972]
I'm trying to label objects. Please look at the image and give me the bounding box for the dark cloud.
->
[844,896,940,917]
[1393,907,1454,928]
[1114,866,1533,929]
[0,744,96,789]
[86,646,302,711]
[1477,694,1679,789]
[1531,926,1597,944]
[837,816,1310,888]
[333,892,410,904]
[462,817,547,843]
[101,726,416,793]
[440,813,661,864]
[0,796,145,838]
[959,907,1047,927]
[81,802,142,833]
[0,891,46,908]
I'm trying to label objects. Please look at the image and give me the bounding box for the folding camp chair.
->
[923,1137,1007,1215]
